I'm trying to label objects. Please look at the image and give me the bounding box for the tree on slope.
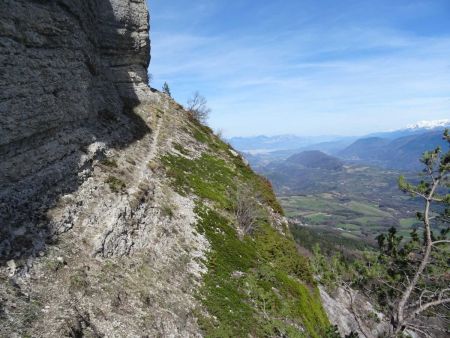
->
[162,81,171,97]
[186,91,211,124]
[312,130,450,337]
[388,129,450,335]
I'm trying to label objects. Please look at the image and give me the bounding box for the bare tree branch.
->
[431,240,450,245]
[186,91,211,124]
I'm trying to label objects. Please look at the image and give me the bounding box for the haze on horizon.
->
[149,0,450,137]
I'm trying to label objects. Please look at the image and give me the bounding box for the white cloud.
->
[149,1,450,136]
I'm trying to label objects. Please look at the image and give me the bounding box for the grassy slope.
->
[162,118,330,337]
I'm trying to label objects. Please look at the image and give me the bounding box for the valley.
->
[265,164,421,248]
[241,136,439,252]
[232,125,450,255]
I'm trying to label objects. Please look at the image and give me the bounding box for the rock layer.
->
[0,0,151,259]
[0,0,150,146]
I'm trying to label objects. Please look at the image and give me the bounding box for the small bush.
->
[232,184,261,236]
[101,157,118,168]
[106,176,126,193]
[161,203,175,219]
[173,143,190,156]
[69,270,89,293]
[186,91,211,124]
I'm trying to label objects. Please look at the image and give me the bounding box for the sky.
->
[148,0,450,137]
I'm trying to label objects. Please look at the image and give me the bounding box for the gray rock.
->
[0,2,210,337]
[0,0,153,261]
[319,286,389,337]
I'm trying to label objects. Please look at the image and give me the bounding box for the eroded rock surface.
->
[0,1,207,336]
[319,286,389,338]
[0,0,151,260]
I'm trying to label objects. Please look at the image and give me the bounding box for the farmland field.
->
[257,163,424,247]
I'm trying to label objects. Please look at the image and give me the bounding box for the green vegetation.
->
[105,175,126,193]
[195,205,328,337]
[173,142,190,156]
[101,157,118,168]
[162,153,235,208]
[290,225,371,257]
[162,127,283,214]
[161,122,330,337]
[160,202,175,219]
[262,159,425,244]
[280,193,419,244]
[69,269,89,293]
[309,130,450,336]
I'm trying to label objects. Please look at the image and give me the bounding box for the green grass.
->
[162,149,283,214]
[352,216,386,226]
[304,213,331,224]
[173,142,190,156]
[399,218,420,228]
[195,205,329,337]
[101,157,118,168]
[341,232,361,240]
[162,153,235,208]
[337,223,360,231]
[290,225,371,256]
[105,175,126,193]
[160,119,330,336]
[346,201,391,218]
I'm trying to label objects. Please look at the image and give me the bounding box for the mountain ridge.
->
[339,130,447,170]
[0,1,330,337]
[229,119,450,154]
[286,150,344,170]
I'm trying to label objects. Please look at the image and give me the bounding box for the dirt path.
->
[132,96,168,191]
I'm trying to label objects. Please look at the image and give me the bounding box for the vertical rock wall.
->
[0,0,152,259]
[0,0,150,146]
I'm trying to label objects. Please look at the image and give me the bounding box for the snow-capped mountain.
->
[406,119,450,130]
[230,120,450,160]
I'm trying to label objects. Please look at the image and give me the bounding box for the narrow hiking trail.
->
[130,96,169,195]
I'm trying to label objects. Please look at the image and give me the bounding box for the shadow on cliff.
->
[0,0,152,263]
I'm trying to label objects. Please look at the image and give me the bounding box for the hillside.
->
[286,151,344,170]
[0,1,329,337]
[339,130,448,170]
[233,124,450,172]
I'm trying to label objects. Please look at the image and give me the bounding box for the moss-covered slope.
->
[161,111,330,337]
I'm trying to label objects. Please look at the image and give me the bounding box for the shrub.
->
[186,91,211,124]
[105,176,126,193]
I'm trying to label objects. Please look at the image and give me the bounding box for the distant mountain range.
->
[339,130,448,170]
[232,120,450,171]
[228,134,355,153]
[230,119,449,152]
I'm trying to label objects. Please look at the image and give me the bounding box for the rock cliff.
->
[0,0,151,259]
[0,1,330,337]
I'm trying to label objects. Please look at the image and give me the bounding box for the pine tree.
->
[162,82,171,97]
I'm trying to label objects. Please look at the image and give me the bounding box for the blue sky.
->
[148,0,450,137]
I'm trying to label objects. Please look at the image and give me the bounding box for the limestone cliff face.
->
[0,0,152,258]
[0,0,150,145]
